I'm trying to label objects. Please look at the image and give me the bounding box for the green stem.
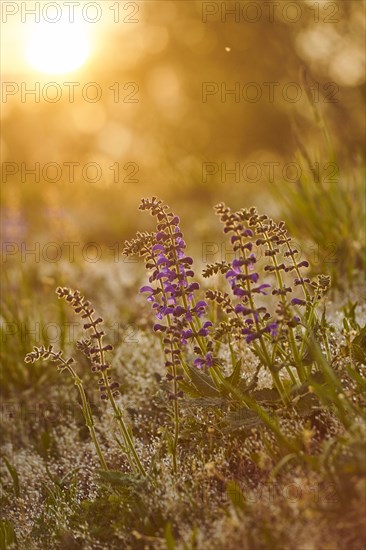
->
[88,314,146,476]
[258,222,305,384]
[235,229,289,403]
[59,357,108,471]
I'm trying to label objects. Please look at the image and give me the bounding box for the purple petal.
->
[173,306,186,316]
[246,333,258,343]
[291,298,306,306]
[140,286,154,293]
[235,305,252,315]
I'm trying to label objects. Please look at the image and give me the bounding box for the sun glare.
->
[26,21,91,75]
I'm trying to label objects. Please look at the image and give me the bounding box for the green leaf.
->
[187,366,221,398]
[351,343,366,365]
[352,325,366,348]
[164,522,176,550]
[294,393,321,417]
[226,481,245,511]
[251,388,280,403]
[97,470,142,489]
[3,457,20,498]
[183,397,225,410]
[178,378,202,398]
[166,431,174,455]
[345,363,366,391]
[0,519,17,550]
[351,325,366,364]
[222,408,263,434]
[225,359,242,389]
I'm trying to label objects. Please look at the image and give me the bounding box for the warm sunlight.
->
[2,2,365,547]
[26,20,91,75]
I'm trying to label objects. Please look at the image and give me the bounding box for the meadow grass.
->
[1,188,365,549]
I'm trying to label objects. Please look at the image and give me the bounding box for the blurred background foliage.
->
[1,0,365,281]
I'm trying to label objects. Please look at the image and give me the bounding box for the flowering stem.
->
[67,364,109,472]
[236,230,289,403]
[87,312,146,477]
[141,245,180,473]
[160,214,225,392]
[258,222,306,383]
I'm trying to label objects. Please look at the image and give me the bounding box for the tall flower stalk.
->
[54,287,146,476]
[124,198,212,472]
[24,197,332,479]
[203,203,330,403]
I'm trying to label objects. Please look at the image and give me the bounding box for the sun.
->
[26,20,91,75]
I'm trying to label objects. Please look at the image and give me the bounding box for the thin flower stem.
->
[141,243,180,473]
[235,229,289,403]
[160,215,224,394]
[258,222,306,383]
[68,366,109,472]
[87,312,146,476]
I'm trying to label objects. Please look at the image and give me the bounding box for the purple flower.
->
[198,321,213,336]
[233,287,248,297]
[265,322,278,337]
[191,301,208,318]
[291,298,306,306]
[234,304,253,315]
[232,258,244,269]
[153,323,166,332]
[173,306,186,317]
[194,352,214,369]
[249,273,259,283]
[252,284,271,295]
[246,332,260,343]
